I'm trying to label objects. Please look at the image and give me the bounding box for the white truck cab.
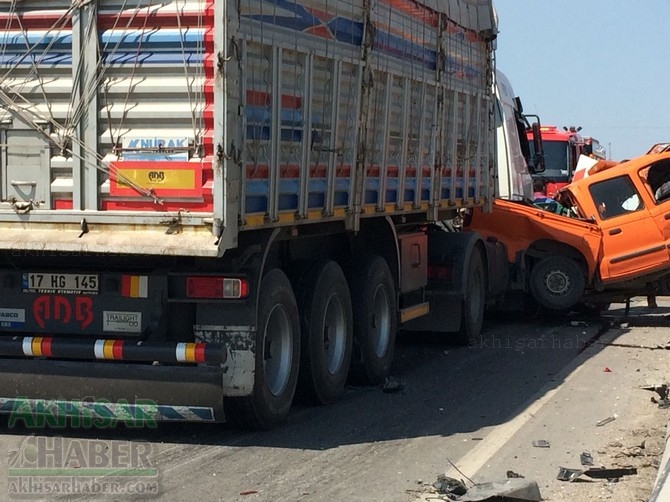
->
[494,71,536,201]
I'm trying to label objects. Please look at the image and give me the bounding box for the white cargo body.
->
[0,0,502,428]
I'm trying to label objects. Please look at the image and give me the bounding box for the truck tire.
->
[226,269,300,430]
[530,256,585,312]
[293,260,353,405]
[347,255,396,385]
[457,248,485,345]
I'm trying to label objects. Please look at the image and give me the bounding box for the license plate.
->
[23,273,99,293]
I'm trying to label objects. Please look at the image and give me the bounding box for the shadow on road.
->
[2,303,668,502]
[2,304,668,452]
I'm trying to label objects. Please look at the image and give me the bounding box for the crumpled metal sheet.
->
[455,479,542,501]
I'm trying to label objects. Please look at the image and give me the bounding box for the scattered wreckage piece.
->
[640,384,669,400]
[531,439,550,448]
[640,383,670,407]
[580,452,594,466]
[651,397,670,409]
[595,414,617,427]
[431,475,541,501]
[557,466,638,483]
[584,467,638,480]
[433,475,468,497]
[455,479,542,502]
[557,467,585,482]
[381,377,404,394]
[506,470,525,479]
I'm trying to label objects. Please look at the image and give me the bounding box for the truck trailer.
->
[0,0,533,429]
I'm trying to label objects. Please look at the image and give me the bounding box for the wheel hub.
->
[545,269,570,295]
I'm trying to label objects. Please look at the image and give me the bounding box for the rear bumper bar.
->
[0,359,226,424]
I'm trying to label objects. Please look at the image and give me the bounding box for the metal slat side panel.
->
[298,53,313,219]
[361,0,492,218]
[448,89,459,200]
[323,59,340,216]
[377,73,393,212]
[72,2,99,211]
[397,75,411,210]
[238,0,364,226]
[0,1,214,195]
[0,0,494,249]
[415,81,428,209]
[0,0,223,256]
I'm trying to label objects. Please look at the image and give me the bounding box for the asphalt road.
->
[0,299,667,501]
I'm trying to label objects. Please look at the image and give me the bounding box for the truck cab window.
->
[589,176,643,220]
[644,159,670,203]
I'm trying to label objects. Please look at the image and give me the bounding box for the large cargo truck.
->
[0,0,531,429]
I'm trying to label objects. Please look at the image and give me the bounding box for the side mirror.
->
[531,122,545,173]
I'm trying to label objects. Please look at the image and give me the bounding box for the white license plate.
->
[23,273,99,293]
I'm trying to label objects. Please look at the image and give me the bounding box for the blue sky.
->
[494,1,670,161]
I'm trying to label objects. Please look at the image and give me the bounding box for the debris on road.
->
[604,367,612,372]
[595,414,617,427]
[382,376,404,394]
[455,479,542,501]
[556,467,584,482]
[580,452,594,466]
[640,383,670,408]
[583,467,638,481]
[640,384,668,400]
[570,321,589,327]
[430,473,541,501]
[532,439,550,448]
[557,466,638,483]
[506,470,525,478]
[650,396,670,408]
[432,474,467,496]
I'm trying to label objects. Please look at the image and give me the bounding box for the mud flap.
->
[482,237,509,297]
[195,325,255,396]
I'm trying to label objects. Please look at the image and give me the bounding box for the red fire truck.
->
[528,125,606,197]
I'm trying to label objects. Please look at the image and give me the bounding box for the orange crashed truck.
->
[466,152,670,311]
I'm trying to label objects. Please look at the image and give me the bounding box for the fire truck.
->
[528,125,606,197]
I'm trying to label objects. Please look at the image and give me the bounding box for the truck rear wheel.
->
[530,256,585,312]
[226,269,300,430]
[457,248,485,345]
[294,261,353,405]
[348,255,396,385]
